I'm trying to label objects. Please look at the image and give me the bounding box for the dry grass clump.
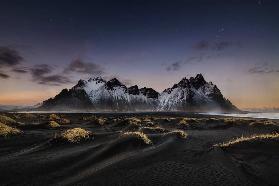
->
[0,122,21,137]
[49,114,70,124]
[49,121,60,128]
[215,133,279,148]
[205,118,221,123]
[187,118,202,123]
[178,118,204,129]
[96,117,106,125]
[167,130,188,139]
[263,120,278,125]
[0,115,17,125]
[249,120,278,127]
[126,117,142,126]
[112,118,121,123]
[49,114,60,120]
[223,118,255,126]
[144,121,155,127]
[142,117,152,123]
[82,115,106,125]
[140,126,167,133]
[178,118,189,125]
[235,118,278,127]
[223,118,237,125]
[163,117,176,122]
[121,131,152,145]
[141,117,156,127]
[82,115,97,121]
[60,128,92,143]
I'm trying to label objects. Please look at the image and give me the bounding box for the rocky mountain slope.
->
[38,74,238,112]
[158,74,237,112]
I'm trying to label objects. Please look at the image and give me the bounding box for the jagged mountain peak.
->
[128,85,140,95]
[72,76,106,95]
[107,78,122,84]
[158,74,237,112]
[190,74,207,89]
[195,73,205,81]
[177,78,190,88]
[139,87,159,99]
[88,76,106,83]
[105,78,126,90]
[75,79,87,88]
[169,74,207,90]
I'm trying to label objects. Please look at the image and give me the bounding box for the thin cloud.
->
[166,55,204,71]
[0,72,9,79]
[0,47,23,67]
[193,40,210,50]
[166,61,182,71]
[37,75,72,86]
[193,40,240,51]
[64,58,104,75]
[249,63,279,74]
[12,67,28,73]
[214,41,233,51]
[30,64,72,86]
[30,64,52,77]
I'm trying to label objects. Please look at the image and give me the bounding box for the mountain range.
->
[38,74,238,112]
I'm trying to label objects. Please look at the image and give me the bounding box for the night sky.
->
[0,0,278,108]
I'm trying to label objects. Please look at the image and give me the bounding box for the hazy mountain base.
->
[0,112,278,186]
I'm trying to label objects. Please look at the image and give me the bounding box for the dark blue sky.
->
[0,0,279,108]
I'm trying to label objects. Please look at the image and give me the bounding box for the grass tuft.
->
[0,122,21,137]
[49,114,70,124]
[82,115,106,125]
[82,115,97,121]
[167,130,188,139]
[49,121,60,128]
[96,117,106,125]
[127,117,142,125]
[178,118,189,125]
[0,115,17,125]
[140,126,167,133]
[49,114,60,120]
[170,130,188,139]
[122,131,152,145]
[215,133,279,148]
[60,128,92,143]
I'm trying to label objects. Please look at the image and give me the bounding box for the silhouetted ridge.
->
[105,78,127,90]
[88,76,106,83]
[128,85,140,95]
[139,87,159,99]
[40,88,92,110]
[191,74,207,89]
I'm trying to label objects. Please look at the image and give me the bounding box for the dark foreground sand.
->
[0,112,279,186]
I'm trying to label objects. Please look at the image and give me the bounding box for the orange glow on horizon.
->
[0,91,57,106]
[1,92,279,109]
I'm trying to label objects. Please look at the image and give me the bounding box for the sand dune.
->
[0,113,278,185]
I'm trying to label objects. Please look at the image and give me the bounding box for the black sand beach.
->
[0,112,278,186]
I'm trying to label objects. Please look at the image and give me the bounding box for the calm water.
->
[206,112,279,120]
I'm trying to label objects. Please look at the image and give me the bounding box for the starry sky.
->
[0,0,279,108]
